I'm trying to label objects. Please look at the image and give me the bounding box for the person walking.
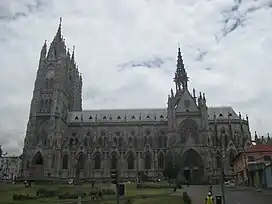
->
[182,192,192,204]
[205,192,214,204]
[209,185,213,194]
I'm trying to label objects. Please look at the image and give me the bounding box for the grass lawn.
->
[100,195,182,204]
[0,182,181,204]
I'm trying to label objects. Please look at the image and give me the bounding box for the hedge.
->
[12,187,115,201]
[136,183,175,189]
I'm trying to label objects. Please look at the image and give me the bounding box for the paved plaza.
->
[177,185,272,204]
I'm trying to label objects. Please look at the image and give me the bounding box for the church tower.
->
[22,19,82,180]
[167,47,209,184]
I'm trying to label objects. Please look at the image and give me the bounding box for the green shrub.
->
[13,193,37,201]
[125,198,133,204]
[36,188,59,198]
[100,188,115,195]
[58,192,79,199]
[136,183,174,189]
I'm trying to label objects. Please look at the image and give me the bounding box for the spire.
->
[48,18,66,59]
[56,17,62,42]
[173,46,188,91]
[71,45,75,61]
[40,40,47,60]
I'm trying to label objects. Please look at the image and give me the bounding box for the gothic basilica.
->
[22,21,252,184]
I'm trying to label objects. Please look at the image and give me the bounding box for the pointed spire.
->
[40,40,47,60]
[173,45,188,91]
[71,45,75,61]
[254,131,258,140]
[56,17,62,41]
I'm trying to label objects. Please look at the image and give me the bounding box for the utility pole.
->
[116,171,120,204]
[220,149,226,204]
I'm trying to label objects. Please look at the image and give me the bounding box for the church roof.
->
[68,106,239,122]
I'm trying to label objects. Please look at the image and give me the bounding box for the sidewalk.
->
[228,185,272,194]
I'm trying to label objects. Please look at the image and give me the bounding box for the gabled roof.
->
[245,144,272,153]
[68,106,240,122]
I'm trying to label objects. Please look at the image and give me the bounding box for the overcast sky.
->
[0,0,272,155]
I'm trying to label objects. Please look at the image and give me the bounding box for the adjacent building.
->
[21,20,252,183]
[232,143,272,188]
[0,156,22,181]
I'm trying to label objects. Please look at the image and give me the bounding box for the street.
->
[182,185,272,204]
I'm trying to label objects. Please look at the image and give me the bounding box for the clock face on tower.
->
[46,70,55,79]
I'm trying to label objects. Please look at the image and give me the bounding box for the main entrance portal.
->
[30,151,45,180]
[184,169,191,181]
[181,149,204,184]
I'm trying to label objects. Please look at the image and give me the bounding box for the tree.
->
[0,145,7,157]
[163,161,179,183]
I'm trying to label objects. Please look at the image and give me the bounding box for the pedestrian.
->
[182,192,192,204]
[209,185,212,194]
[205,192,214,204]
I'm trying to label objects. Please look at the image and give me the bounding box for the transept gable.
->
[174,89,198,113]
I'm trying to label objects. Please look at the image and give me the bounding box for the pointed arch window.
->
[78,154,85,170]
[98,137,102,146]
[127,153,134,169]
[117,116,121,119]
[132,115,135,119]
[111,153,118,169]
[128,137,132,144]
[40,100,44,112]
[216,155,221,168]
[164,136,167,147]
[134,137,138,149]
[51,154,55,168]
[48,99,52,111]
[144,136,148,146]
[160,115,164,119]
[84,138,88,147]
[148,136,153,147]
[113,137,117,145]
[103,116,106,120]
[94,154,101,169]
[45,100,49,112]
[144,153,152,169]
[158,135,163,148]
[62,155,68,169]
[158,153,164,169]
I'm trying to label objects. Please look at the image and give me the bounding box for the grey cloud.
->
[0,0,47,21]
[0,0,272,155]
[118,56,173,72]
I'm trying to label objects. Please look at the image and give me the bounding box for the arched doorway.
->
[31,151,44,180]
[32,151,44,165]
[181,149,204,184]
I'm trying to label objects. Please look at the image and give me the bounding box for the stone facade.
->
[21,21,252,183]
[0,156,22,181]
